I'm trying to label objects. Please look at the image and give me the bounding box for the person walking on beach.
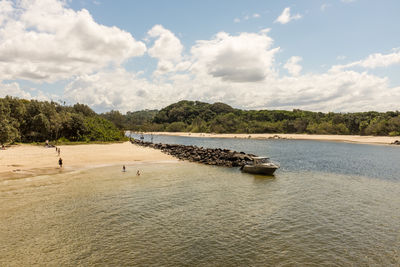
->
[57,148,61,156]
[136,170,140,176]
[58,158,63,168]
[122,165,126,172]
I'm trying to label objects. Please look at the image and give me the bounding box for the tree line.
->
[102,100,400,136]
[2,97,399,145]
[0,96,124,145]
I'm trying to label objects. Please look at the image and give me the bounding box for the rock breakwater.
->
[131,139,256,167]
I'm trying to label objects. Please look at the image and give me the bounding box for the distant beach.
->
[142,132,400,145]
[0,142,176,180]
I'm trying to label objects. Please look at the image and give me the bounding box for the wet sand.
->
[0,142,176,180]
[143,132,400,145]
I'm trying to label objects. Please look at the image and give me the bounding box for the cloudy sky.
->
[1,0,400,113]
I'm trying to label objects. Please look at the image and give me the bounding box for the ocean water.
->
[1,136,400,266]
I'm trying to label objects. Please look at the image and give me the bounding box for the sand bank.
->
[144,132,400,145]
[0,142,176,180]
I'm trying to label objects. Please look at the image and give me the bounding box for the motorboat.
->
[241,156,279,175]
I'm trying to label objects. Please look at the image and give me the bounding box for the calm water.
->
[1,136,400,266]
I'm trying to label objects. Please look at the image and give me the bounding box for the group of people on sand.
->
[122,165,140,176]
[53,145,139,175]
[54,146,63,168]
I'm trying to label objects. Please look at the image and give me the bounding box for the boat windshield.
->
[254,158,271,164]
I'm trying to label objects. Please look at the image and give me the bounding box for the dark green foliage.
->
[83,117,122,141]
[73,103,97,117]
[119,100,400,136]
[101,109,158,131]
[0,97,123,144]
[153,100,234,125]
[165,121,187,132]
[2,97,399,142]
[101,110,125,129]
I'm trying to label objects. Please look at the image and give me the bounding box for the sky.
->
[1,0,400,113]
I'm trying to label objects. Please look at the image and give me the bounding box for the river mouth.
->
[1,159,399,266]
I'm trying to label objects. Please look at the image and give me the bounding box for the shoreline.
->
[141,132,400,146]
[0,142,177,180]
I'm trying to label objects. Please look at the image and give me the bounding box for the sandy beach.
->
[144,132,400,145]
[0,142,176,180]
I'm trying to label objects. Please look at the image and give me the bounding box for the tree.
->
[102,110,126,129]
[0,119,19,145]
[165,122,187,132]
[0,100,20,144]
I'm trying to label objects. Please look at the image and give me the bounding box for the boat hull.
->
[241,165,278,175]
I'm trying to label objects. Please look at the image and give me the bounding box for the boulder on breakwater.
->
[131,139,256,167]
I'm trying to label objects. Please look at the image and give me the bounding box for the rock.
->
[131,138,257,168]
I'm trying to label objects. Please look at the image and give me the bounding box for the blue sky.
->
[1,0,400,112]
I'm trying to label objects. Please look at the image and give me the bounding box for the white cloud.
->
[0,0,13,26]
[0,81,53,101]
[0,82,32,99]
[0,0,146,82]
[234,13,261,23]
[320,4,331,11]
[357,52,400,68]
[62,42,400,113]
[147,24,189,75]
[274,7,302,24]
[284,56,302,76]
[62,62,400,113]
[331,51,400,71]
[64,68,189,113]
[341,0,356,3]
[190,31,280,82]
[148,24,183,62]
[59,25,400,113]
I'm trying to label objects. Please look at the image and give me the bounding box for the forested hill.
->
[103,100,400,136]
[0,97,123,144]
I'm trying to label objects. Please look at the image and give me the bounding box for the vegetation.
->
[104,100,400,136]
[101,109,158,131]
[2,97,399,145]
[0,97,124,145]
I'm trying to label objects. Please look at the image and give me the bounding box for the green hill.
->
[114,100,400,136]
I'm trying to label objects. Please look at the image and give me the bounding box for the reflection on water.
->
[1,159,400,266]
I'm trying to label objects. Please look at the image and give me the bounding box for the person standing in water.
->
[122,165,126,172]
[58,158,63,168]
